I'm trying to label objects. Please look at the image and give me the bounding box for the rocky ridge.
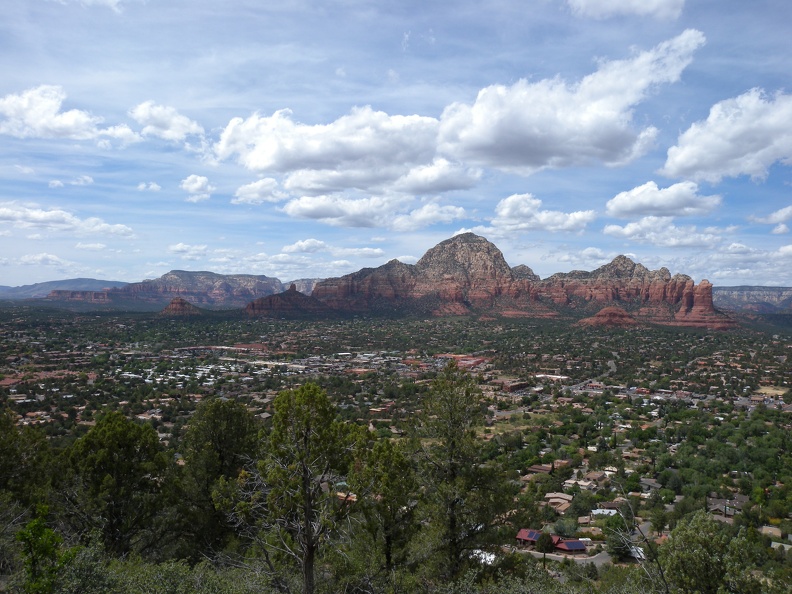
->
[159,297,203,317]
[311,233,735,328]
[47,271,284,309]
[245,284,332,317]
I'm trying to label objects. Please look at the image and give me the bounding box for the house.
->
[545,492,574,514]
[707,493,749,518]
[551,535,587,554]
[516,528,543,547]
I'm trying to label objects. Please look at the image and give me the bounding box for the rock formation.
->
[246,284,333,318]
[312,233,735,328]
[578,307,638,328]
[48,270,283,309]
[159,297,203,317]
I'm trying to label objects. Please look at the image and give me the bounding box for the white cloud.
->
[772,224,789,235]
[392,158,481,194]
[567,0,684,20]
[180,174,215,202]
[168,242,208,260]
[606,181,721,218]
[75,242,106,250]
[129,101,204,142]
[662,89,792,182]
[438,30,705,174]
[750,204,792,225]
[0,202,134,236]
[281,238,328,253]
[0,85,139,145]
[553,246,623,269]
[49,175,94,188]
[214,106,438,194]
[391,202,467,232]
[232,178,288,204]
[15,165,34,174]
[20,253,71,266]
[482,193,596,234]
[281,194,397,228]
[603,215,723,247]
[137,182,161,191]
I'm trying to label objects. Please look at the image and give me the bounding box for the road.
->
[517,548,613,568]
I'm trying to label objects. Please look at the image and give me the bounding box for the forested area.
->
[2,359,791,593]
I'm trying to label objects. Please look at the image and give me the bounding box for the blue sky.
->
[2,0,792,287]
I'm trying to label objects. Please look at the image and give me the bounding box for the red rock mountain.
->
[311,233,735,328]
[159,297,203,317]
[245,284,332,317]
[48,270,284,310]
[578,307,638,328]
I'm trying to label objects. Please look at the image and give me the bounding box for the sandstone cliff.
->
[712,286,792,313]
[159,297,203,317]
[48,270,283,309]
[312,233,735,328]
[246,284,333,318]
[578,307,638,328]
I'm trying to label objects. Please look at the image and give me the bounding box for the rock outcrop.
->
[578,307,638,328]
[246,284,333,318]
[712,286,792,313]
[312,233,735,328]
[48,271,283,309]
[159,297,203,317]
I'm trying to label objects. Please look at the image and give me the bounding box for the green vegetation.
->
[1,308,792,592]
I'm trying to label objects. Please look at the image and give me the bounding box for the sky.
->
[1,0,792,288]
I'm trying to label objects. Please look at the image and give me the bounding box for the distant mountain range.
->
[1,234,790,322]
[0,278,128,299]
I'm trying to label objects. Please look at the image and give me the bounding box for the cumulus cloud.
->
[392,159,481,194]
[281,194,397,228]
[662,89,792,182]
[281,238,328,253]
[281,238,384,258]
[0,85,139,144]
[567,0,684,20]
[49,175,94,188]
[232,178,288,204]
[20,253,71,266]
[603,215,723,247]
[606,181,721,218]
[750,205,792,225]
[180,174,215,202]
[482,193,596,234]
[438,30,704,174]
[214,106,438,194]
[0,202,134,236]
[553,246,625,269]
[772,224,789,235]
[129,101,204,142]
[281,193,466,231]
[137,182,161,191]
[392,202,467,232]
[168,242,208,260]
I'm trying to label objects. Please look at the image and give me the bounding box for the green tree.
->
[349,437,417,575]
[16,507,61,594]
[61,412,169,556]
[660,510,763,594]
[535,532,555,569]
[178,398,259,556]
[219,383,360,594]
[412,362,515,582]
